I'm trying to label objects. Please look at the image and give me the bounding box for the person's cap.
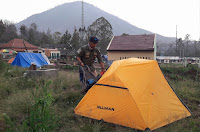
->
[90,37,99,44]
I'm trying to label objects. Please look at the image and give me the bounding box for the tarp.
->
[11,52,48,68]
[74,58,191,131]
[41,53,50,64]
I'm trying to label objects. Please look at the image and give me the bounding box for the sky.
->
[0,0,199,40]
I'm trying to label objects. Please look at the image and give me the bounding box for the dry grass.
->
[0,61,199,132]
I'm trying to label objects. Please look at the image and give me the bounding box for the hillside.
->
[16,1,175,44]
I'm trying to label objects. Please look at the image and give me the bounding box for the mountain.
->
[16,1,175,44]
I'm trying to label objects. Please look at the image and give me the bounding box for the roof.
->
[45,49,60,51]
[107,34,155,51]
[157,56,180,60]
[157,56,200,60]
[0,39,38,51]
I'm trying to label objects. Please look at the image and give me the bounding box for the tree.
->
[20,24,28,40]
[28,28,36,44]
[40,32,49,45]
[177,38,183,57]
[53,32,62,44]
[39,29,54,45]
[0,21,18,43]
[70,28,80,51]
[0,20,6,39]
[183,34,191,57]
[79,26,87,46]
[30,23,37,31]
[60,30,71,44]
[87,17,113,54]
[45,28,54,44]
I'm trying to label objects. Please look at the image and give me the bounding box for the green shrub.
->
[64,65,79,70]
[0,61,10,74]
[22,80,57,132]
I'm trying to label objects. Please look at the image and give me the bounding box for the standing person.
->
[76,37,106,77]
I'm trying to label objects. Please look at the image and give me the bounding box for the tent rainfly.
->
[74,58,191,131]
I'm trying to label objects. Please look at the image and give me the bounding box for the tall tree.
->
[183,34,191,57]
[0,21,18,43]
[20,24,28,40]
[28,28,36,44]
[0,20,6,40]
[70,28,80,51]
[60,30,71,44]
[53,32,62,44]
[87,17,113,54]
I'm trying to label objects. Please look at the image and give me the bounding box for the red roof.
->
[107,34,155,51]
[12,48,38,52]
[0,39,38,51]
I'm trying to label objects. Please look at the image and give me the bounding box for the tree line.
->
[157,34,200,57]
[1,18,200,57]
[0,17,113,54]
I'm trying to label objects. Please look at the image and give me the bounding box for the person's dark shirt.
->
[76,45,103,66]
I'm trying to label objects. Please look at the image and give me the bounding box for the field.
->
[0,60,199,132]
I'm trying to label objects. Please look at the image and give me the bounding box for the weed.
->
[64,65,79,70]
[22,80,57,132]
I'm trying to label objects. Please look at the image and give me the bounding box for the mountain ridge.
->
[16,1,175,44]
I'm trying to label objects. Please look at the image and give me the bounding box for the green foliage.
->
[0,20,19,43]
[60,30,71,44]
[87,17,113,54]
[65,92,83,107]
[160,64,200,81]
[0,60,10,74]
[23,80,57,132]
[3,113,15,132]
[0,20,6,38]
[64,65,79,70]
[71,28,80,51]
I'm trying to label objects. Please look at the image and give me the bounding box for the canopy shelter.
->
[0,49,9,53]
[74,58,191,131]
[9,50,17,54]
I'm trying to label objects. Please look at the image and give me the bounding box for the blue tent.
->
[11,52,48,68]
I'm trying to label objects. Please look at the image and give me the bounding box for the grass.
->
[0,61,199,132]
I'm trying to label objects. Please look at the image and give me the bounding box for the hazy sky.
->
[0,0,199,40]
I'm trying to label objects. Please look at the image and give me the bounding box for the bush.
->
[64,65,79,70]
[22,80,57,132]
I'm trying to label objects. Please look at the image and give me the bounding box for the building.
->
[44,49,60,60]
[41,44,75,59]
[0,39,39,52]
[157,56,200,65]
[107,34,156,61]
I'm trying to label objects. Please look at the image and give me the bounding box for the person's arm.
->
[76,57,84,66]
[100,62,106,73]
[76,48,84,66]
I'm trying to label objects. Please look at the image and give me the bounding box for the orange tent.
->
[8,58,15,64]
[74,58,191,131]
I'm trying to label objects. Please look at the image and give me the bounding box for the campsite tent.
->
[8,58,15,64]
[74,58,191,131]
[11,52,48,68]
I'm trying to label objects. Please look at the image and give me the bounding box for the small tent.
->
[74,58,191,131]
[11,52,48,68]
[8,58,15,64]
